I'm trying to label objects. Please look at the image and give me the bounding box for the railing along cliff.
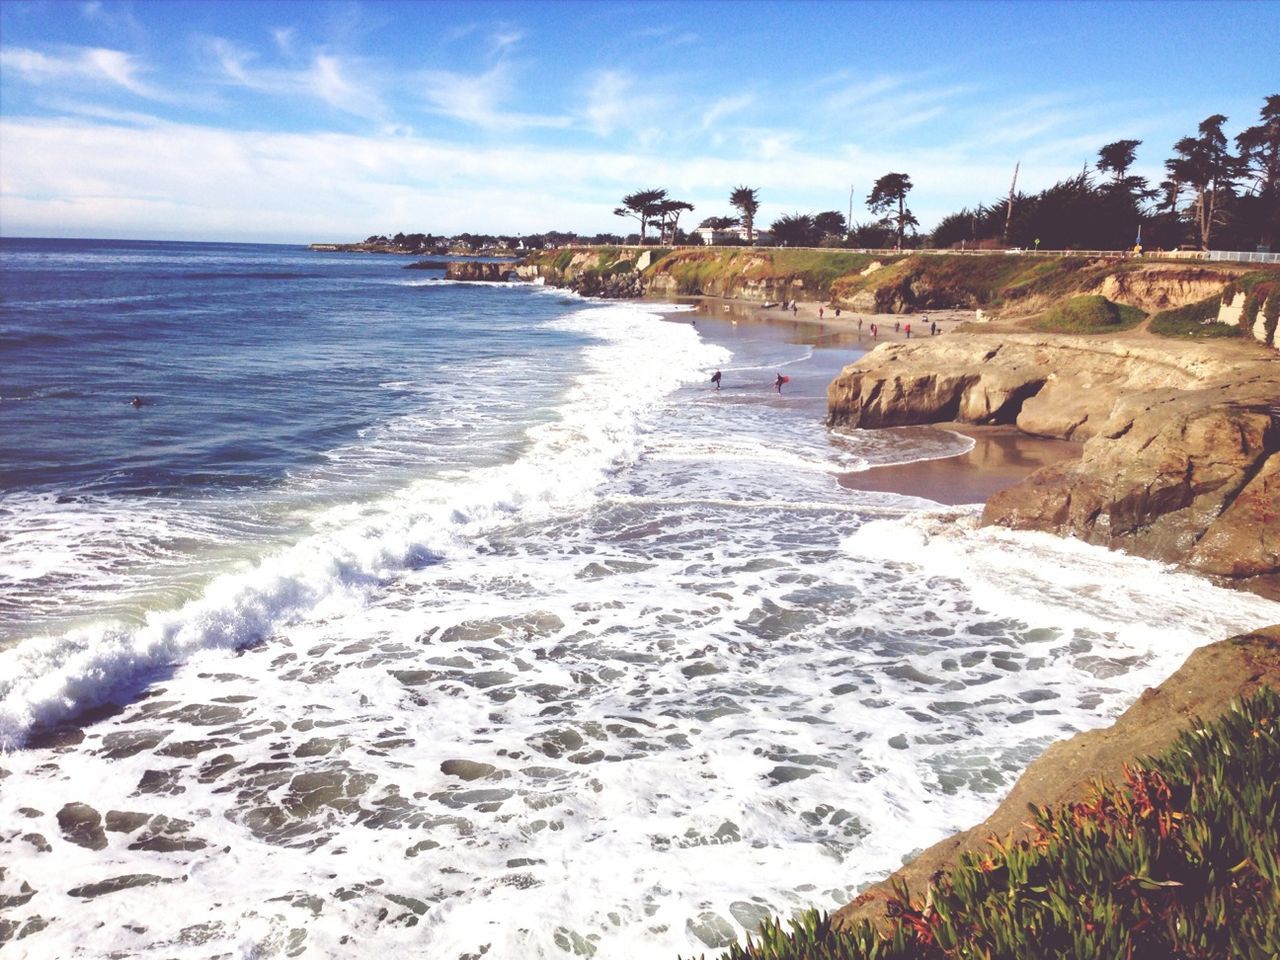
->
[548,244,1280,264]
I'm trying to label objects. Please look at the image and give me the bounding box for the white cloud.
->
[1,45,161,99]
[205,37,385,119]
[583,70,633,136]
[0,115,1063,242]
[701,94,753,131]
[417,60,570,131]
[271,27,297,58]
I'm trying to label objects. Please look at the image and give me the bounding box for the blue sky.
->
[1,0,1276,243]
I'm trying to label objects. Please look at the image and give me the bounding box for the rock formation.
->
[834,624,1280,931]
[827,335,1280,594]
[445,261,515,282]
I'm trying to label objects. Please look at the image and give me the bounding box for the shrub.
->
[1149,296,1241,339]
[688,686,1280,960]
[1032,295,1145,333]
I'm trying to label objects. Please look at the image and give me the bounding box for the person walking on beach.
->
[711,370,722,391]
[857,318,863,333]
[930,320,938,336]
[871,323,878,339]
[905,322,911,339]
[792,302,797,316]
[819,306,824,320]
[894,320,900,333]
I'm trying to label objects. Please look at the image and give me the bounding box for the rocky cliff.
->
[827,334,1280,593]
[834,624,1280,931]
[445,261,515,281]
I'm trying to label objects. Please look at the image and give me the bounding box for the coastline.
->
[839,424,1084,506]
[665,295,1080,507]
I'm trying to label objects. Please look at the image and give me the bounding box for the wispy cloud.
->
[1,45,161,99]
[701,94,753,131]
[632,26,700,49]
[205,36,385,119]
[582,70,633,136]
[417,59,570,131]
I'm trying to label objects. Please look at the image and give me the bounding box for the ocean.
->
[1,238,1276,958]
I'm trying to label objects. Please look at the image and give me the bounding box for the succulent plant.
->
[685,686,1280,960]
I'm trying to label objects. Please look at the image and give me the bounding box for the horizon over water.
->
[1,238,1277,958]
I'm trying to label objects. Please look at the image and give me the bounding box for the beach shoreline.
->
[662,295,1081,506]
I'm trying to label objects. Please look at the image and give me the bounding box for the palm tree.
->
[730,186,760,243]
[613,188,667,243]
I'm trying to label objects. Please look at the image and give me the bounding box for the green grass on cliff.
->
[647,248,890,296]
[1032,294,1146,333]
[1149,296,1244,339]
[685,686,1280,960]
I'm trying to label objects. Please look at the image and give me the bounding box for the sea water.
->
[0,238,1276,958]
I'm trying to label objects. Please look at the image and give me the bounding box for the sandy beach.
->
[838,424,1083,505]
[668,295,1079,507]
[671,293,976,346]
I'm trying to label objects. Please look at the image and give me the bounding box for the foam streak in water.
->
[0,305,726,749]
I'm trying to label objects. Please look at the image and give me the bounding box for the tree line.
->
[927,94,1277,252]
[367,94,1274,254]
[610,93,1277,252]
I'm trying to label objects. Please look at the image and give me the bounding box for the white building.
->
[693,225,772,246]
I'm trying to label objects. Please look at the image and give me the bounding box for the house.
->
[693,225,773,246]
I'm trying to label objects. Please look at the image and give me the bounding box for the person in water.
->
[711,370,722,390]
[130,396,143,408]
[774,373,787,393]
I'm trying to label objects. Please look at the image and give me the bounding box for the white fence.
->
[1202,250,1280,265]
[554,244,1279,264]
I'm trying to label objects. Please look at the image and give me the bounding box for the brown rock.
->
[834,624,1280,932]
[444,261,514,282]
[827,333,1280,589]
[56,802,107,851]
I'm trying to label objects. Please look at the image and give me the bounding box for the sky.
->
[1,0,1277,244]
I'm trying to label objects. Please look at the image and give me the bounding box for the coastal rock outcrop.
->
[834,624,1280,931]
[445,262,514,282]
[827,334,1280,591]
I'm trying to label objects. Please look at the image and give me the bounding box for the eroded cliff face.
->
[827,335,1280,591]
[1089,264,1246,313]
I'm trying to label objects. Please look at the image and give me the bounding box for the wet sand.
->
[661,296,1080,506]
[838,425,1082,505]
[666,294,976,347]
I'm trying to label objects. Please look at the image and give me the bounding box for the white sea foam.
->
[3,297,1278,960]
[0,303,725,750]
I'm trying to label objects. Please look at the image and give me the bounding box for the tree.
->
[613,188,667,243]
[867,173,917,248]
[653,199,694,244]
[1165,115,1240,250]
[769,213,815,247]
[698,215,740,230]
[1235,94,1280,248]
[730,186,760,243]
[812,210,848,244]
[1097,139,1142,184]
